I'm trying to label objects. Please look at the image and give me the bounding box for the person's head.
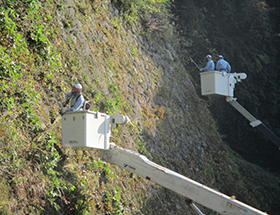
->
[72,83,82,95]
[219,55,224,60]
[205,55,212,61]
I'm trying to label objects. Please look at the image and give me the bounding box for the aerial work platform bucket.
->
[200,71,247,97]
[62,111,111,150]
[200,71,233,96]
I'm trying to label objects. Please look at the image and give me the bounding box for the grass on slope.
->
[0,0,175,214]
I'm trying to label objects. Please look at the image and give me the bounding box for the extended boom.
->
[62,111,269,215]
[101,143,267,215]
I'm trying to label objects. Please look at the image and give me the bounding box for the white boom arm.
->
[226,96,280,148]
[200,71,280,148]
[62,111,268,215]
[100,143,268,215]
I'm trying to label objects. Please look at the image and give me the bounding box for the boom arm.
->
[61,111,268,215]
[200,71,280,149]
[100,143,268,215]
[226,97,280,148]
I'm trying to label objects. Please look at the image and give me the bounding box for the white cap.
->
[219,55,224,59]
[206,55,212,59]
[73,83,82,92]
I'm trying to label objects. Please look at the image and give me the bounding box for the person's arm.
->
[60,92,72,114]
[201,61,211,71]
[216,61,220,71]
[62,92,72,107]
[65,92,72,103]
[210,61,215,71]
[227,63,231,73]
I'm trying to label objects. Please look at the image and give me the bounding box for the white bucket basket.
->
[62,111,110,150]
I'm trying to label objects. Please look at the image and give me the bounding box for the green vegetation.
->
[0,0,279,214]
[0,0,174,214]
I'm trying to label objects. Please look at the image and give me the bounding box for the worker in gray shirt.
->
[216,55,231,73]
[60,83,85,114]
[200,55,215,72]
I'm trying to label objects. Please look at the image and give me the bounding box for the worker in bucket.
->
[60,83,85,115]
[200,55,215,72]
[216,55,231,73]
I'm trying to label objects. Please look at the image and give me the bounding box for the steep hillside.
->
[172,0,280,172]
[0,0,279,214]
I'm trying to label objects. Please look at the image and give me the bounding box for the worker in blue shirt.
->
[216,55,231,73]
[60,83,85,114]
[200,55,215,72]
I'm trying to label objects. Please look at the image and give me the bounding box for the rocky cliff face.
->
[49,2,222,213]
[53,1,272,213]
[0,0,278,214]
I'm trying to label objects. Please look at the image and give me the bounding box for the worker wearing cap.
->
[216,55,231,73]
[60,83,85,114]
[200,55,215,72]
